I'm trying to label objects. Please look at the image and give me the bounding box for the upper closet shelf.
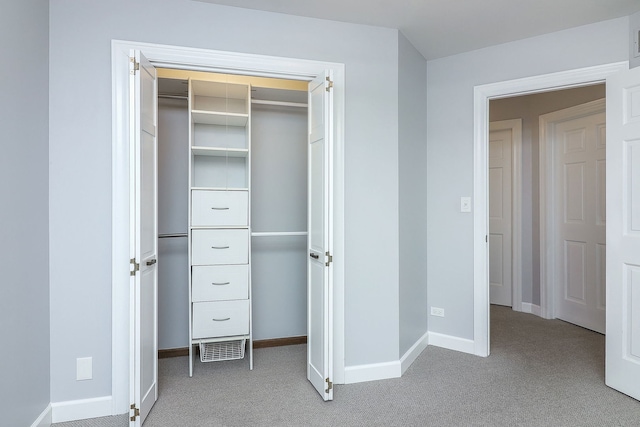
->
[191,146,249,157]
[191,110,249,126]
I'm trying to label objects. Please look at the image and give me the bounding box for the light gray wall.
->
[398,33,428,355]
[49,0,400,402]
[0,0,50,424]
[157,98,190,350]
[426,17,628,339]
[631,10,640,68]
[490,85,605,307]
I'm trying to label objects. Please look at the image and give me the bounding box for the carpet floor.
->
[54,306,640,426]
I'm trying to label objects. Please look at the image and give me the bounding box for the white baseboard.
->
[400,331,429,374]
[51,396,113,423]
[344,360,401,384]
[31,404,52,427]
[427,331,475,355]
[521,303,542,317]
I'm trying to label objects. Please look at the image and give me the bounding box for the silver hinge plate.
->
[130,57,139,75]
[130,404,140,421]
[325,251,333,267]
[325,76,333,92]
[325,377,333,392]
[130,258,140,276]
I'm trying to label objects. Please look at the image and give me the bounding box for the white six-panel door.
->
[489,124,513,307]
[307,71,333,401]
[605,65,640,401]
[549,104,606,334]
[130,50,158,425]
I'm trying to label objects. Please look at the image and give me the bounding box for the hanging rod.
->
[159,233,188,238]
[158,94,188,100]
[251,231,308,237]
[251,99,307,108]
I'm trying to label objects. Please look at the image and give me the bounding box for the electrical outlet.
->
[77,357,92,381]
[431,307,445,317]
[460,197,471,213]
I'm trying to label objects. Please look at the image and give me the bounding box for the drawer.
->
[192,265,249,302]
[192,300,249,339]
[192,190,248,227]
[192,229,248,265]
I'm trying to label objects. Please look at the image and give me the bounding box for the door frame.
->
[111,40,346,414]
[538,98,606,321]
[488,119,523,311]
[473,61,627,357]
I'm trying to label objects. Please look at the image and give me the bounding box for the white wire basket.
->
[199,339,246,363]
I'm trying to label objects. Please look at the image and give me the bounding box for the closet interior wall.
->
[156,72,309,351]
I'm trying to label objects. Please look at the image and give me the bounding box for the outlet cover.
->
[77,357,92,381]
[431,307,445,317]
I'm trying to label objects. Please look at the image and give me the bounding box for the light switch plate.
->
[460,197,471,213]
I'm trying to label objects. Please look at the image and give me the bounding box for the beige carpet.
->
[55,306,640,426]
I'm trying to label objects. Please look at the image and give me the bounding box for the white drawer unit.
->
[192,300,250,339]
[191,229,249,265]
[192,265,249,302]
[188,79,252,375]
[191,190,248,227]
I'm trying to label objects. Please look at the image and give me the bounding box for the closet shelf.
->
[191,186,250,192]
[191,146,249,157]
[192,110,248,126]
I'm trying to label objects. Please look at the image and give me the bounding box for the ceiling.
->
[194,0,639,60]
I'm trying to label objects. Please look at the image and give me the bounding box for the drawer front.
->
[192,265,249,302]
[192,300,249,339]
[192,229,248,265]
[192,190,248,227]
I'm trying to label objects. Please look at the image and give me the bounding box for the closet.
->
[156,69,308,375]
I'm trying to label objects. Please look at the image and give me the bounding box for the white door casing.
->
[307,72,334,401]
[113,40,346,414]
[473,62,628,357]
[605,65,640,401]
[489,123,513,307]
[129,50,158,425]
[540,101,606,333]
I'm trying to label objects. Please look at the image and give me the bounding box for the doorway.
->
[488,85,605,329]
[111,40,346,416]
[472,62,627,357]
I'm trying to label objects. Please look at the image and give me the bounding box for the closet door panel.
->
[192,265,249,302]
[191,190,248,226]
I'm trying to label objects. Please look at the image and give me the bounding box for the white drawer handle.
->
[211,282,230,286]
[212,317,231,322]
[211,246,230,249]
[211,207,230,210]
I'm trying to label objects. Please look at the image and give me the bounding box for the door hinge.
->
[325,251,333,267]
[325,76,333,92]
[486,235,488,243]
[325,377,333,393]
[130,258,140,276]
[130,57,139,75]
[130,403,140,421]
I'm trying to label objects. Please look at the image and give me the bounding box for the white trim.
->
[428,331,476,355]
[112,40,346,414]
[344,361,401,384]
[489,119,523,311]
[473,62,628,357]
[51,396,112,424]
[30,404,51,427]
[538,98,606,320]
[400,331,429,374]
[521,303,542,317]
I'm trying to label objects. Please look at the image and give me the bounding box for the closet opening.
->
[155,68,311,375]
